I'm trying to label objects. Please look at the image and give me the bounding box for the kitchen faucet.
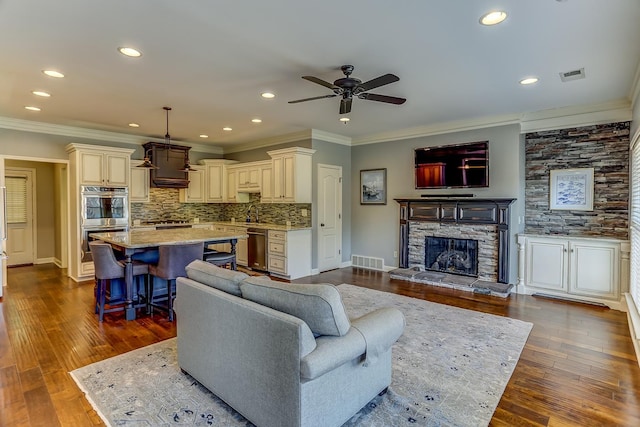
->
[247,204,259,223]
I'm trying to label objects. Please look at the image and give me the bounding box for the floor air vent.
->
[351,255,385,271]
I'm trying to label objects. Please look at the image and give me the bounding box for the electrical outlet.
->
[393,251,398,258]
[301,208,308,217]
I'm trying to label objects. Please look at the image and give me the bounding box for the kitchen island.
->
[90,228,248,320]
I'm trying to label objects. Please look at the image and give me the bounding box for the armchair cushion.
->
[240,281,350,337]
[185,260,248,296]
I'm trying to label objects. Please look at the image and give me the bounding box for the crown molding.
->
[520,99,632,133]
[0,116,224,154]
[351,114,522,146]
[310,129,351,145]
[222,130,313,154]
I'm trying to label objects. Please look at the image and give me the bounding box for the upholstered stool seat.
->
[147,242,204,321]
[204,251,237,270]
[89,241,149,322]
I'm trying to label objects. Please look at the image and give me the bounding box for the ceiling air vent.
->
[559,68,585,82]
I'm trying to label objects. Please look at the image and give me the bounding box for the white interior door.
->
[317,164,342,272]
[5,168,35,266]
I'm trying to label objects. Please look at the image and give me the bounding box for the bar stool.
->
[89,241,149,322]
[147,242,204,321]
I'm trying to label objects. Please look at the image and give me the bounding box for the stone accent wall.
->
[524,122,630,239]
[131,189,311,227]
[408,222,499,282]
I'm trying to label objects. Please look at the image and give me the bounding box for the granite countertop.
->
[210,221,311,231]
[90,228,247,249]
[130,221,311,231]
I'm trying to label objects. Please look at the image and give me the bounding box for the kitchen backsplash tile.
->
[131,189,311,227]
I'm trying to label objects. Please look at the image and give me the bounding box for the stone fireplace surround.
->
[396,198,516,284]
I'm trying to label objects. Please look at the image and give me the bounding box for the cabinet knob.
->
[321,223,325,227]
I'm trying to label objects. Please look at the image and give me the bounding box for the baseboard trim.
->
[532,292,608,307]
[35,257,55,265]
[624,293,640,368]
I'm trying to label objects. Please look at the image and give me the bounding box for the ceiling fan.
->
[288,65,406,114]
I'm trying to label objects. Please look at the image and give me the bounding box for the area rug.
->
[70,283,532,427]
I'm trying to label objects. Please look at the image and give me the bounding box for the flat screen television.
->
[415,141,489,189]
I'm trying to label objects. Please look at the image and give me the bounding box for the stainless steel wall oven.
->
[80,186,129,263]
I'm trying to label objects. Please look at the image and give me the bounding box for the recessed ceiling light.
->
[261,92,275,99]
[199,134,208,138]
[25,106,41,111]
[520,77,539,85]
[118,47,142,57]
[251,118,262,123]
[339,117,350,123]
[43,70,64,78]
[32,91,51,97]
[223,127,232,131]
[479,11,507,26]
[128,123,140,128]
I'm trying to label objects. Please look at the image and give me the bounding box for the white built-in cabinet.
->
[179,166,206,203]
[76,148,130,186]
[517,234,630,310]
[207,224,248,266]
[267,228,312,280]
[267,147,315,203]
[130,163,150,202]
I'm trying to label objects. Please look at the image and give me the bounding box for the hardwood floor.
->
[1,264,639,426]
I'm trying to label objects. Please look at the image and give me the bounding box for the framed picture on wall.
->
[360,168,387,205]
[549,168,594,211]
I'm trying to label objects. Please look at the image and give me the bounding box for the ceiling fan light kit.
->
[289,65,406,114]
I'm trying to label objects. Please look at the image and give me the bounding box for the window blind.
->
[630,138,640,310]
[5,176,27,224]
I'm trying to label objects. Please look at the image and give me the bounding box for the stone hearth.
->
[389,266,513,298]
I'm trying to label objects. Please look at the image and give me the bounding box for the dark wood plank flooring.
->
[1,264,639,426]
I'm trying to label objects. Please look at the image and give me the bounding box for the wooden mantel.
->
[395,198,516,283]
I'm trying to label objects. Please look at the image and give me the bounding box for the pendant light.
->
[163,106,196,172]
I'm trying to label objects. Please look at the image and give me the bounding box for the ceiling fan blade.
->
[357,73,400,92]
[339,97,352,114]
[358,92,406,105]
[302,75,339,90]
[288,94,337,104]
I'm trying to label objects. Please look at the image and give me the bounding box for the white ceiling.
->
[1,0,639,151]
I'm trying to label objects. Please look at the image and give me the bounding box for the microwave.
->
[81,186,129,227]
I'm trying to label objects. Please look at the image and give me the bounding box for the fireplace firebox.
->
[425,237,478,277]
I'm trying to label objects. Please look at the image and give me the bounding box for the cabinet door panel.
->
[526,239,567,291]
[80,152,104,185]
[569,243,618,299]
[105,154,128,186]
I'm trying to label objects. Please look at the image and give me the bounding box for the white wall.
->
[351,124,524,283]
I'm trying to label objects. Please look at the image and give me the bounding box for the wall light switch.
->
[301,209,308,217]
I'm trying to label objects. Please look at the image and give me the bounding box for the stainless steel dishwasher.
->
[247,228,268,271]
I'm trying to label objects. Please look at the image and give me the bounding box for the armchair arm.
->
[300,307,405,380]
[300,328,366,380]
[351,307,405,366]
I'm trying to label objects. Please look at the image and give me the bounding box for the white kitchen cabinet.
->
[517,234,630,309]
[68,144,132,187]
[206,225,247,266]
[237,164,261,191]
[200,159,238,203]
[267,147,315,203]
[267,228,311,280]
[179,166,205,203]
[130,164,150,202]
[260,163,273,203]
[226,166,249,203]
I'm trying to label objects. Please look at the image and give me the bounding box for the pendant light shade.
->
[136,148,159,169]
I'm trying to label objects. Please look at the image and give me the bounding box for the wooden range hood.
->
[143,142,190,188]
